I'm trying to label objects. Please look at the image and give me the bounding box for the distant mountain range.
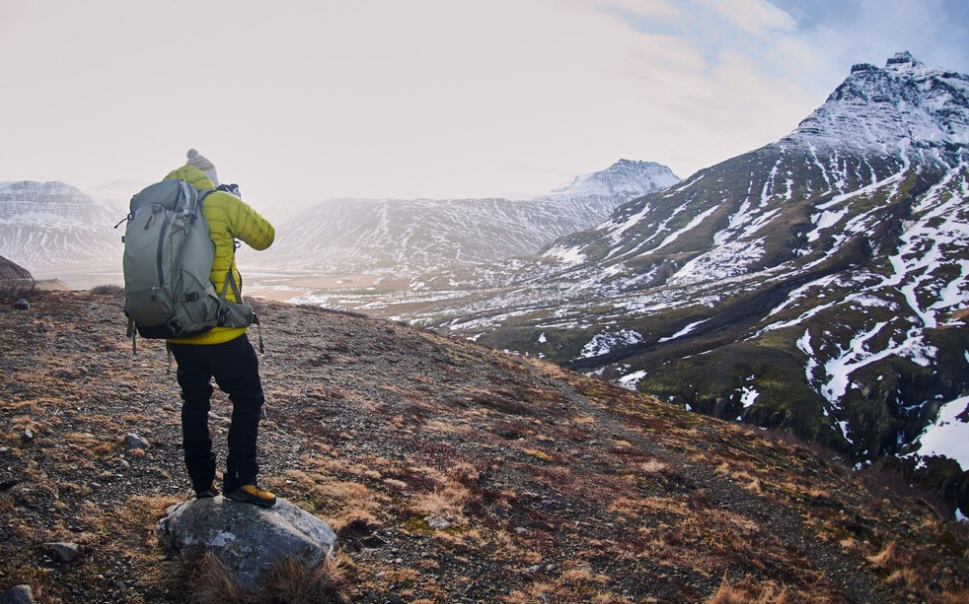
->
[251,159,679,274]
[0,181,121,278]
[427,52,969,511]
[0,161,678,287]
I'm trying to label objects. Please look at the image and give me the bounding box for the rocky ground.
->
[1,291,968,603]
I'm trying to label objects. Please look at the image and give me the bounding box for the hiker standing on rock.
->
[164,149,278,508]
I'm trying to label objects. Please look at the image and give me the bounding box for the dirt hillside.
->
[1,291,967,603]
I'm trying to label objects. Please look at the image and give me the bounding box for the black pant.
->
[168,334,264,494]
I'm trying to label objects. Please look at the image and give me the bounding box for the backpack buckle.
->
[166,318,183,336]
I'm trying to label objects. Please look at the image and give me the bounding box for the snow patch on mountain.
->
[543,244,586,265]
[618,370,648,391]
[668,238,765,286]
[578,329,644,359]
[912,395,969,469]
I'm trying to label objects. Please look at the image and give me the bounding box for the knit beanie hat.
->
[186,149,220,186]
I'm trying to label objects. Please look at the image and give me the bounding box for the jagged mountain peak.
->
[885,50,924,71]
[788,51,969,150]
[550,159,680,199]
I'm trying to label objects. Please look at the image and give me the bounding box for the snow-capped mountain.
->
[425,53,969,513]
[0,181,122,276]
[253,160,678,274]
[549,158,679,201]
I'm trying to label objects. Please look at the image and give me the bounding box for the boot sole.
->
[226,490,277,508]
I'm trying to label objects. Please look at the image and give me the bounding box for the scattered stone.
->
[122,433,149,450]
[12,299,29,311]
[156,496,337,590]
[524,565,542,575]
[47,542,80,563]
[21,428,34,442]
[427,515,451,530]
[0,585,36,604]
[514,527,529,535]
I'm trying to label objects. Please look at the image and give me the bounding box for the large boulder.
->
[155,497,337,590]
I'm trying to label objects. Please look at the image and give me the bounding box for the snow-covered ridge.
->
[551,159,680,199]
[788,51,969,149]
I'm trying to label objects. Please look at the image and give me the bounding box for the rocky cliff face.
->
[426,54,969,512]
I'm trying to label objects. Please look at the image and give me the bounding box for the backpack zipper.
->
[156,212,171,286]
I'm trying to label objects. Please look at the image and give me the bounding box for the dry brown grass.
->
[867,541,896,568]
[639,459,670,473]
[937,588,969,603]
[523,356,573,381]
[886,568,916,587]
[609,496,689,519]
[705,573,789,604]
[560,564,610,584]
[188,552,348,604]
[409,484,471,523]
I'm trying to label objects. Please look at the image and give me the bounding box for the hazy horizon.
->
[2,0,968,214]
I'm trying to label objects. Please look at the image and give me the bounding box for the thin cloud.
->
[0,0,965,212]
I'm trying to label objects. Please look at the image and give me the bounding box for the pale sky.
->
[2,0,967,217]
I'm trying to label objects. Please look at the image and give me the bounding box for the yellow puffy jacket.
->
[163,165,275,345]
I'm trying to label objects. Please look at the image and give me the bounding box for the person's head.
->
[186,149,220,187]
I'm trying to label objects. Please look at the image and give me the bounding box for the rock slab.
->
[155,496,336,590]
[122,433,149,449]
[0,585,36,604]
[46,542,80,563]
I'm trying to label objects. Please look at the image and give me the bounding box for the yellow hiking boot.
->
[227,484,277,508]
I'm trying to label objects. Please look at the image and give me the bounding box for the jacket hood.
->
[163,165,216,190]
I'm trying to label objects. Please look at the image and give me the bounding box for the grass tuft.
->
[187,552,348,604]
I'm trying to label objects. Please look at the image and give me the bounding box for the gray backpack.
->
[120,180,255,347]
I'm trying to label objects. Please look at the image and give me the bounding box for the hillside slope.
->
[1,291,967,603]
[0,254,32,281]
[427,54,969,502]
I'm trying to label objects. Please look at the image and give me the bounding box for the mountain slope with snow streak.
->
[423,54,969,516]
